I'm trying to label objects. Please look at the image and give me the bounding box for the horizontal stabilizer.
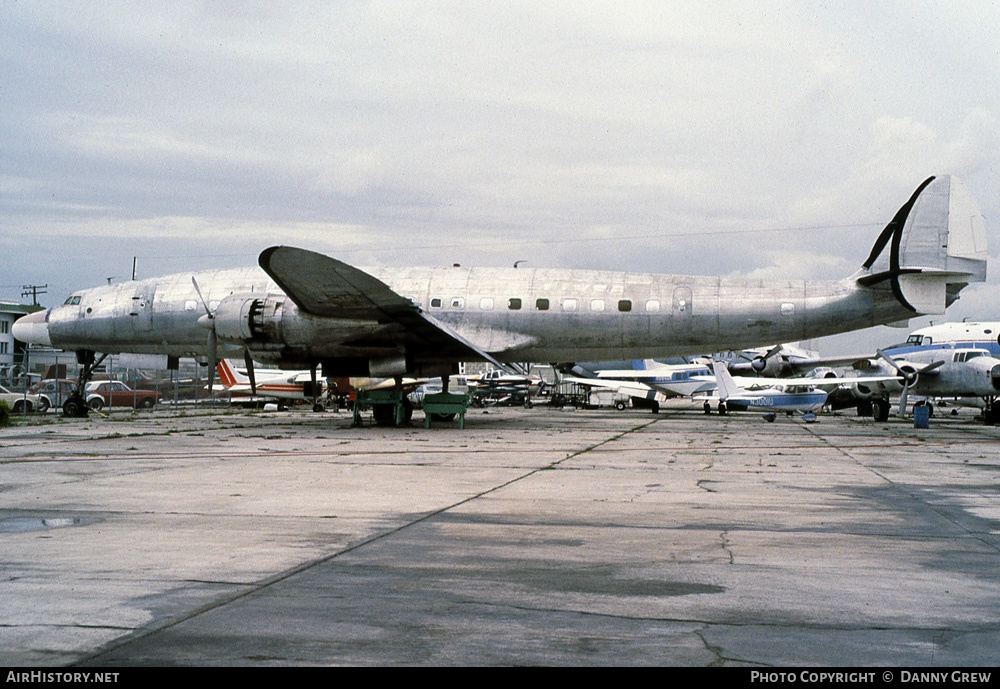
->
[897,271,965,315]
[860,175,987,313]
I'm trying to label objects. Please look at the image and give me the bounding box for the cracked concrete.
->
[1,402,998,665]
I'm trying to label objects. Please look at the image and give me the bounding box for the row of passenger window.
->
[427,296,665,313]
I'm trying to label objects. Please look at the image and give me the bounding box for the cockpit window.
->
[63,295,81,305]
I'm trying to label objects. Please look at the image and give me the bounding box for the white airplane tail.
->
[711,360,740,401]
[858,175,988,315]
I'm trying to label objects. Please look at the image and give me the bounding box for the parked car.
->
[84,381,161,410]
[28,379,77,412]
[0,383,46,414]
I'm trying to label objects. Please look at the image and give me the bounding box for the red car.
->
[84,381,161,410]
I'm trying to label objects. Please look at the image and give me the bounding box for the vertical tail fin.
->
[216,359,242,388]
[711,360,740,401]
[859,175,988,314]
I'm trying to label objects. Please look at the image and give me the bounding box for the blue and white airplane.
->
[710,360,828,416]
[883,322,1000,358]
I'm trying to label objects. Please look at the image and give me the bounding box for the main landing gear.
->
[62,351,108,418]
[871,397,891,422]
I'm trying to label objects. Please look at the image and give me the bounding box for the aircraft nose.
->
[12,310,52,347]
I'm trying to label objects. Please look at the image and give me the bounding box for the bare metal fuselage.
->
[41,264,908,367]
[17,175,987,378]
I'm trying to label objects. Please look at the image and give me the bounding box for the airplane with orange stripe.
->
[215,359,325,411]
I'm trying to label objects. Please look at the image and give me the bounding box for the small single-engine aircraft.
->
[13,175,988,420]
[709,360,828,417]
[215,359,326,411]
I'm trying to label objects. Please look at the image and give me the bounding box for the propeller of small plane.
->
[875,348,945,417]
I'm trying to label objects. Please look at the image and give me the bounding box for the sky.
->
[3,1,999,354]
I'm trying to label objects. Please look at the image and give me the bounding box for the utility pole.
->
[20,284,47,306]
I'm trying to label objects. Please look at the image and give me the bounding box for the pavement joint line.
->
[70,415,664,666]
[451,598,1000,634]
[800,423,1000,555]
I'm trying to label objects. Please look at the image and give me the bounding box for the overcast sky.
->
[3,2,998,352]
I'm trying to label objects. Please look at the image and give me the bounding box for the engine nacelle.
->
[751,355,792,377]
[213,295,285,345]
[369,355,409,377]
[848,381,878,399]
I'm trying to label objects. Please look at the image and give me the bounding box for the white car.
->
[0,384,46,414]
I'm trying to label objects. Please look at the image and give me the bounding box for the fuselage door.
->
[130,284,156,332]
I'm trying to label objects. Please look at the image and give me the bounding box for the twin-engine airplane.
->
[13,175,988,418]
[827,346,1000,422]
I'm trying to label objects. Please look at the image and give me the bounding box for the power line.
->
[20,284,48,306]
[131,221,881,261]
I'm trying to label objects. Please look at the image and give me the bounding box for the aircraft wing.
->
[562,376,663,399]
[716,373,903,388]
[564,375,708,399]
[259,246,510,371]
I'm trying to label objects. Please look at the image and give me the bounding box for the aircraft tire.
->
[856,400,873,417]
[373,400,413,426]
[704,401,711,415]
[372,404,396,426]
[718,402,727,415]
[312,403,325,413]
[63,398,86,417]
[873,398,890,422]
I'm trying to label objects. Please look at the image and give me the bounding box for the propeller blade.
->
[191,276,213,319]
[875,348,901,373]
[207,330,217,393]
[899,381,910,417]
[919,360,945,375]
[751,344,785,374]
[243,348,257,396]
